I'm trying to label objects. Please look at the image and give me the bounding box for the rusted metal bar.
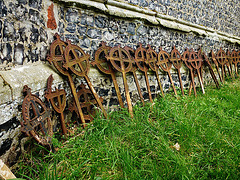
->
[232,50,239,77]
[226,50,234,78]
[135,43,153,102]
[238,50,240,74]
[146,44,164,97]
[45,74,67,135]
[157,47,177,96]
[47,33,86,127]
[170,46,184,96]
[188,70,199,96]
[92,42,124,108]
[182,48,197,96]
[69,83,103,122]
[0,159,16,180]
[106,45,134,118]
[63,40,108,119]
[21,85,53,146]
[124,46,145,105]
[201,51,220,89]
[198,49,204,85]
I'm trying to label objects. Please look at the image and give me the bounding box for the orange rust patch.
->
[47,3,57,30]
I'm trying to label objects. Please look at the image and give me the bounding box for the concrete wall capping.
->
[0,63,64,105]
[57,0,240,44]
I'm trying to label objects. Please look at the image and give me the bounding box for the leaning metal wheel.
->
[21,85,53,146]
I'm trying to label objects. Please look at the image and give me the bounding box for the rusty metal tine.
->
[195,49,205,94]
[112,74,125,108]
[229,63,234,78]
[223,65,227,79]
[155,70,164,97]
[210,68,220,88]
[226,65,232,78]
[190,69,197,96]
[122,71,134,118]
[68,74,86,127]
[209,66,220,88]
[188,78,193,96]
[144,71,153,102]
[235,65,238,77]
[230,66,234,78]
[222,65,225,82]
[203,52,220,88]
[215,64,223,82]
[197,69,205,94]
[200,63,203,83]
[216,66,223,82]
[132,71,145,105]
[188,69,200,96]
[177,70,184,96]
[217,68,223,82]
[84,75,108,118]
[167,71,177,96]
[60,112,67,135]
[142,59,153,102]
[221,66,225,82]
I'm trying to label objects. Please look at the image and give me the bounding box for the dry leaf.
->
[173,142,180,151]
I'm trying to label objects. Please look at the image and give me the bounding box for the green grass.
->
[15,78,240,179]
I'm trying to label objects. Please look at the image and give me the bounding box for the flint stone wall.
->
[0,0,239,166]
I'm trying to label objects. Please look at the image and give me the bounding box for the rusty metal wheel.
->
[21,85,53,146]
[47,33,68,75]
[107,45,132,73]
[64,40,90,77]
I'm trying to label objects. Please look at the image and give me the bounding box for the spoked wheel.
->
[170,46,184,95]
[135,43,153,102]
[107,45,134,117]
[21,85,53,146]
[92,42,124,108]
[157,47,177,95]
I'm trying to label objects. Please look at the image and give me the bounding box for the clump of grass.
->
[15,78,240,179]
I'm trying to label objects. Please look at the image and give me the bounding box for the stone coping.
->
[0,62,188,105]
[0,62,127,105]
[57,0,240,44]
[0,63,63,105]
